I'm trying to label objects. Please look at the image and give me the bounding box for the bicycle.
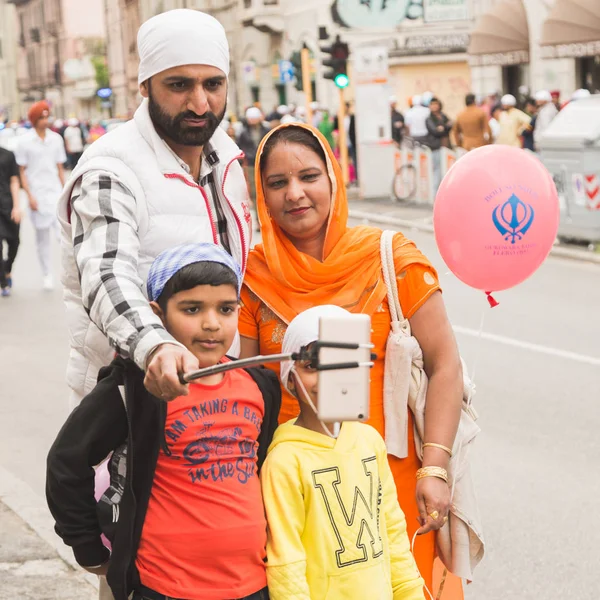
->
[392,137,425,202]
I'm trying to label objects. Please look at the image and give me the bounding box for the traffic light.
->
[321,35,350,89]
[290,51,303,92]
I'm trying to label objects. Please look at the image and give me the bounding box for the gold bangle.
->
[416,466,448,483]
[422,442,453,458]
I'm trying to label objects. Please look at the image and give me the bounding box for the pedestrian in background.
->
[488,104,502,142]
[317,109,335,150]
[390,95,405,145]
[452,93,491,151]
[404,95,430,145]
[425,97,452,192]
[237,106,270,202]
[64,118,85,169]
[86,120,106,144]
[15,100,66,290]
[496,94,531,147]
[533,90,558,148]
[521,97,538,152]
[0,144,21,297]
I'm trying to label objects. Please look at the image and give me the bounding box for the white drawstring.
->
[290,367,340,439]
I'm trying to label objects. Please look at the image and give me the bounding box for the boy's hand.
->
[415,477,451,535]
[83,560,110,576]
[144,343,199,401]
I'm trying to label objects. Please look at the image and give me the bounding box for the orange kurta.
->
[240,264,440,591]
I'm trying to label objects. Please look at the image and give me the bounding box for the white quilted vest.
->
[58,100,251,401]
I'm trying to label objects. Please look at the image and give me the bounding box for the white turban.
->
[572,88,591,100]
[534,90,552,103]
[245,107,263,121]
[501,94,517,107]
[137,9,229,85]
[412,95,423,106]
[280,305,351,392]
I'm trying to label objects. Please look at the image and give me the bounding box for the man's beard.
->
[148,94,226,147]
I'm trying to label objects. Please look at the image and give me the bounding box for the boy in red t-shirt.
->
[47,243,280,600]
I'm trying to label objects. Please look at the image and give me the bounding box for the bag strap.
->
[380,230,406,323]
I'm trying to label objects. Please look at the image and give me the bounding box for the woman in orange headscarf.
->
[239,123,464,598]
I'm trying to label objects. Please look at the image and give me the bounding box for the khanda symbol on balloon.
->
[492,193,535,244]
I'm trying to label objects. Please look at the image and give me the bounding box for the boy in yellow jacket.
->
[260,305,426,600]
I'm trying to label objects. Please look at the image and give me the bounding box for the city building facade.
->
[8,0,107,120]
[103,0,599,121]
[0,0,21,121]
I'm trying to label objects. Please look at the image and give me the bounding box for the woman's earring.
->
[266,207,271,218]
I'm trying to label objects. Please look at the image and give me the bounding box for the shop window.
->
[251,86,260,104]
[275,83,286,105]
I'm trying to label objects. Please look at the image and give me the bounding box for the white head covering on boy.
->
[280,305,351,392]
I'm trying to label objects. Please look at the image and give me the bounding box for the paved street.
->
[1,201,599,599]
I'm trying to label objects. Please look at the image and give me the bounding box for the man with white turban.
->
[236,106,270,202]
[496,93,531,147]
[404,94,430,143]
[58,9,252,410]
[533,90,558,146]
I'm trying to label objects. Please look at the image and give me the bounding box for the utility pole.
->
[301,44,313,125]
[337,88,348,186]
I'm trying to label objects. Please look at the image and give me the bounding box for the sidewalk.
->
[0,500,96,600]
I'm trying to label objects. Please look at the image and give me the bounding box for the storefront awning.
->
[540,0,600,58]
[468,0,529,66]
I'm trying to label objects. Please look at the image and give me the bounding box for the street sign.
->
[241,61,258,84]
[97,88,112,99]
[353,46,389,84]
[278,60,294,84]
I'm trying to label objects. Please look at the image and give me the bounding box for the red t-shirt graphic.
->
[136,368,267,599]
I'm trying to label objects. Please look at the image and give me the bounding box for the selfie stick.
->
[181,342,376,384]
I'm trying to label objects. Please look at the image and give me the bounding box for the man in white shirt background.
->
[63,118,85,169]
[404,94,430,145]
[15,101,67,290]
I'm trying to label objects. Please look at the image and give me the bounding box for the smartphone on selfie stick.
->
[182,314,374,423]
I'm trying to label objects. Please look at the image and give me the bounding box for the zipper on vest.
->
[163,173,218,244]
[221,153,248,272]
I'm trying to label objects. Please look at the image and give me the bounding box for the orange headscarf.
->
[243,123,435,324]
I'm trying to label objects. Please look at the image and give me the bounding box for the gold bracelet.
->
[416,466,448,483]
[422,442,453,458]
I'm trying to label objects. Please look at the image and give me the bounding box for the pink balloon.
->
[433,146,559,292]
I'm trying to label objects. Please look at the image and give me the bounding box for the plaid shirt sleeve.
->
[70,171,186,370]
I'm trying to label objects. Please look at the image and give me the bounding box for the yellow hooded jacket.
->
[260,420,425,600]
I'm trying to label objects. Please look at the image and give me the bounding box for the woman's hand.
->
[415,476,451,535]
[11,207,21,224]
